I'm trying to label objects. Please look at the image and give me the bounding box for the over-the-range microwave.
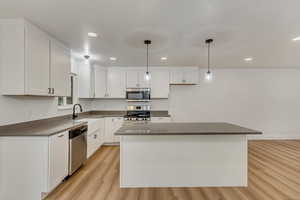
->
[126,88,151,102]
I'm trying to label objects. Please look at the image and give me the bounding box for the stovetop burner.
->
[124,105,151,121]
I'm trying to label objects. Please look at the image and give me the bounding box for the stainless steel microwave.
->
[126,88,151,102]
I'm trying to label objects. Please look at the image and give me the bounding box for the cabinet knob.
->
[52,88,55,94]
[48,88,51,94]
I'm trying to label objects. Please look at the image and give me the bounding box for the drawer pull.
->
[58,134,64,138]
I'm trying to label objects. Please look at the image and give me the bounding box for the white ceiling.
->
[1,0,300,68]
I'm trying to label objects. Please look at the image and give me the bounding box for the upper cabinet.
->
[150,68,170,98]
[94,66,107,98]
[170,67,199,85]
[0,19,71,96]
[126,69,150,88]
[88,66,199,100]
[78,62,94,98]
[25,22,51,95]
[94,67,127,99]
[50,40,71,97]
[106,68,126,98]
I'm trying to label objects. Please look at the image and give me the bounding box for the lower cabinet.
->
[0,131,70,200]
[86,118,105,158]
[104,117,124,143]
[48,131,69,192]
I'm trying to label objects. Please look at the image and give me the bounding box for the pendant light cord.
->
[146,43,149,73]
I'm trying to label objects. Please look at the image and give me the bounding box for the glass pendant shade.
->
[205,70,212,80]
[144,71,151,81]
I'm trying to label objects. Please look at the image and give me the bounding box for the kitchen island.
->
[115,122,262,188]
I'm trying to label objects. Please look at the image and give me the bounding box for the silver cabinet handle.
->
[94,134,97,139]
[52,88,55,94]
[48,88,51,94]
[58,134,64,138]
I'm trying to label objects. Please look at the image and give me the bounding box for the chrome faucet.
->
[72,104,83,120]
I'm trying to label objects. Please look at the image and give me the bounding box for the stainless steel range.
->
[124,105,151,121]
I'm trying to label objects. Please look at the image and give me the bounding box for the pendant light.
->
[205,39,213,81]
[144,40,152,81]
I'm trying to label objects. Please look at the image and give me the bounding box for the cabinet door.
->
[170,69,184,84]
[97,119,105,147]
[78,62,92,98]
[138,71,151,88]
[107,69,126,98]
[126,70,139,88]
[87,131,99,158]
[50,40,71,96]
[48,131,69,191]
[183,68,199,84]
[150,70,169,98]
[113,117,123,142]
[94,67,107,98]
[25,22,50,95]
[104,118,114,143]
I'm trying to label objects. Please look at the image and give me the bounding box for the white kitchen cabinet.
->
[25,22,51,95]
[151,117,172,122]
[50,40,71,96]
[86,118,105,158]
[48,131,69,192]
[106,68,126,98]
[78,62,94,98]
[150,69,170,98]
[126,69,150,88]
[87,131,100,158]
[0,131,70,200]
[170,67,199,85]
[94,67,107,98]
[104,117,124,143]
[126,70,140,88]
[0,19,71,96]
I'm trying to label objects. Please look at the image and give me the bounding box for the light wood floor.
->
[46,140,300,200]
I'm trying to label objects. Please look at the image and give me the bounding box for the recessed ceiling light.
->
[292,36,300,41]
[161,57,168,61]
[109,57,117,61]
[88,32,98,38]
[244,57,253,62]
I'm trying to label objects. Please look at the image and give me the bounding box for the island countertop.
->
[115,122,262,135]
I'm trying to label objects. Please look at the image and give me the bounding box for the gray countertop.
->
[115,122,262,135]
[0,118,87,137]
[0,110,170,137]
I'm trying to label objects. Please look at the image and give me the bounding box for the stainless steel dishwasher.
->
[69,125,87,175]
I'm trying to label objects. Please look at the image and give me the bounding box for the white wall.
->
[169,68,300,139]
[0,95,92,126]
